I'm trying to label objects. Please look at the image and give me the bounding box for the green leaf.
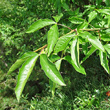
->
[49,54,60,62]
[26,19,56,33]
[101,34,110,41]
[49,59,62,97]
[82,42,88,55]
[80,46,96,64]
[62,3,70,11]
[88,11,97,23]
[77,21,88,30]
[104,44,110,54]
[15,53,39,102]
[48,24,59,56]
[55,59,62,71]
[96,0,102,5]
[79,32,105,52]
[54,34,75,53]
[52,13,63,22]
[49,79,56,97]
[63,55,86,75]
[99,51,109,73]
[71,38,80,68]
[69,17,84,24]
[105,0,110,6]
[8,52,37,75]
[97,9,110,15]
[40,54,66,86]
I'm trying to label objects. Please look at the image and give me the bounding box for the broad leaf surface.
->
[79,32,105,52]
[15,53,39,102]
[104,44,110,54]
[54,34,75,53]
[63,55,86,75]
[55,59,62,71]
[48,24,59,56]
[99,51,109,73]
[101,34,110,41]
[69,17,84,24]
[26,19,56,33]
[52,13,63,22]
[80,46,96,64]
[8,52,37,75]
[49,54,60,62]
[88,11,97,23]
[40,54,65,86]
[82,43,88,55]
[71,38,80,68]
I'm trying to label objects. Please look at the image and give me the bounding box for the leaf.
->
[97,9,110,15]
[63,55,86,75]
[49,79,56,97]
[47,24,59,56]
[62,3,70,11]
[26,19,56,33]
[55,59,62,71]
[96,0,102,5]
[105,0,110,6]
[49,59,62,97]
[8,52,37,75]
[82,42,88,55]
[104,44,110,54]
[71,38,80,68]
[52,13,63,22]
[101,34,110,41]
[40,54,66,86]
[99,51,109,73]
[80,46,96,64]
[69,17,84,24]
[54,34,75,53]
[15,53,39,102]
[77,21,88,30]
[79,32,105,52]
[88,11,97,23]
[49,54,60,62]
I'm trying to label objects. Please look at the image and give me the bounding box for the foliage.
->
[0,0,110,109]
[8,1,110,102]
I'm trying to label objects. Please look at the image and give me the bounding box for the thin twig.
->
[34,44,47,53]
[57,23,72,30]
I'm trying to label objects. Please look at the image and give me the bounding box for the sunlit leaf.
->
[71,38,80,68]
[104,44,110,54]
[8,52,37,75]
[79,32,105,52]
[54,34,75,53]
[97,9,110,15]
[55,59,62,71]
[48,24,59,56]
[101,34,110,41]
[88,11,97,23]
[99,51,109,73]
[40,54,66,86]
[63,55,86,75]
[52,13,63,22]
[26,19,56,33]
[15,53,39,102]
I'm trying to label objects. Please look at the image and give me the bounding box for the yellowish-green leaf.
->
[15,53,39,102]
[26,19,56,33]
[48,24,59,56]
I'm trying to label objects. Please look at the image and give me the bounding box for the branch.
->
[34,44,47,53]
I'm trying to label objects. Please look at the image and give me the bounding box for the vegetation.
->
[0,0,110,109]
